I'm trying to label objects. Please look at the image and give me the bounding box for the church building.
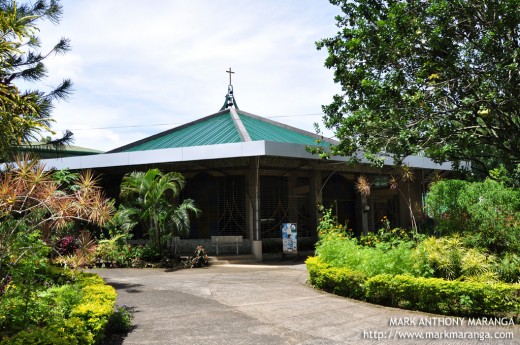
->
[41,71,452,261]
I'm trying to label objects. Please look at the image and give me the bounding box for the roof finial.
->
[220,67,239,111]
[226,67,235,86]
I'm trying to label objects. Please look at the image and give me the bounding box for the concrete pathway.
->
[92,264,519,345]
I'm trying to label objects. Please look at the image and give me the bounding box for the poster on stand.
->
[282,223,297,253]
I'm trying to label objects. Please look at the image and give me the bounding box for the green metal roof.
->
[123,112,241,152]
[110,109,327,153]
[239,114,320,146]
[17,143,102,158]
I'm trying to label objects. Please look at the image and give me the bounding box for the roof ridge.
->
[229,108,251,142]
[236,109,337,144]
[105,108,337,153]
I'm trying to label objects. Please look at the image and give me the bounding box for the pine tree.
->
[0,0,72,162]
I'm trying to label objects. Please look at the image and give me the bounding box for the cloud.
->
[34,0,341,151]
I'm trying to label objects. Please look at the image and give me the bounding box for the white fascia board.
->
[39,140,453,171]
[263,141,319,159]
[41,153,130,170]
[402,156,454,170]
[40,141,267,170]
[350,154,453,171]
[263,141,454,170]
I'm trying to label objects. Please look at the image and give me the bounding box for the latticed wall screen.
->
[260,176,313,238]
[260,176,289,238]
[217,176,247,236]
[183,174,247,239]
[291,177,313,237]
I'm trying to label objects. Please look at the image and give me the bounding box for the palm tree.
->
[119,169,200,252]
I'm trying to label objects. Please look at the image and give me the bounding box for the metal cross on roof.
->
[226,67,235,86]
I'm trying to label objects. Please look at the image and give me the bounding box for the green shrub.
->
[0,272,116,345]
[70,278,117,342]
[105,305,134,334]
[358,216,413,246]
[38,284,83,320]
[306,256,366,299]
[460,248,496,279]
[315,235,415,277]
[0,326,79,345]
[413,236,511,282]
[413,236,464,279]
[424,179,468,235]
[317,205,348,237]
[307,256,520,320]
[0,317,94,345]
[311,200,520,319]
[365,274,520,318]
[38,265,78,285]
[139,243,163,262]
[76,272,106,287]
[495,253,520,283]
[426,179,520,254]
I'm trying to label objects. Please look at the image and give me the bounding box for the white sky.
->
[33,0,342,152]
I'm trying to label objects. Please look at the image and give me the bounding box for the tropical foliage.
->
[315,0,520,180]
[0,156,118,343]
[0,0,73,162]
[119,168,200,253]
[307,256,520,318]
[0,156,113,290]
[0,271,117,345]
[310,170,520,318]
[425,179,520,253]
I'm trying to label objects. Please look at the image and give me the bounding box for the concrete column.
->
[311,169,322,235]
[248,157,262,262]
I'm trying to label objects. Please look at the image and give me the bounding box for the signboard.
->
[282,223,297,253]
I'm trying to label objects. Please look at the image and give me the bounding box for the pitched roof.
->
[108,109,329,153]
[17,143,102,158]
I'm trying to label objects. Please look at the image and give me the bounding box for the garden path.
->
[92,263,519,345]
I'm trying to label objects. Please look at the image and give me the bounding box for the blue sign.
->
[282,223,297,253]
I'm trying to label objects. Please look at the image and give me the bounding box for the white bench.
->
[211,235,243,255]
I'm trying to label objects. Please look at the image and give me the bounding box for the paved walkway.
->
[92,264,519,345]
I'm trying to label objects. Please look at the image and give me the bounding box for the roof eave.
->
[39,140,453,172]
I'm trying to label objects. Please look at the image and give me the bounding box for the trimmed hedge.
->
[306,256,520,319]
[365,274,520,317]
[0,272,116,345]
[306,256,366,299]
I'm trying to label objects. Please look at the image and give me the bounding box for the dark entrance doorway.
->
[322,174,357,233]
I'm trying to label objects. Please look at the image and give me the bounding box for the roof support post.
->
[311,168,322,238]
[248,156,262,261]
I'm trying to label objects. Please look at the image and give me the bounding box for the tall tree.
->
[316,0,520,178]
[0,0,72,162]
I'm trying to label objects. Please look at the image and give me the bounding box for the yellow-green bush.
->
[0,273,115,345]
[0,317,93,345]
[306,256,366,299]
[70,275,116,343]
[306,256,520,319]
[365,274,520,318]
